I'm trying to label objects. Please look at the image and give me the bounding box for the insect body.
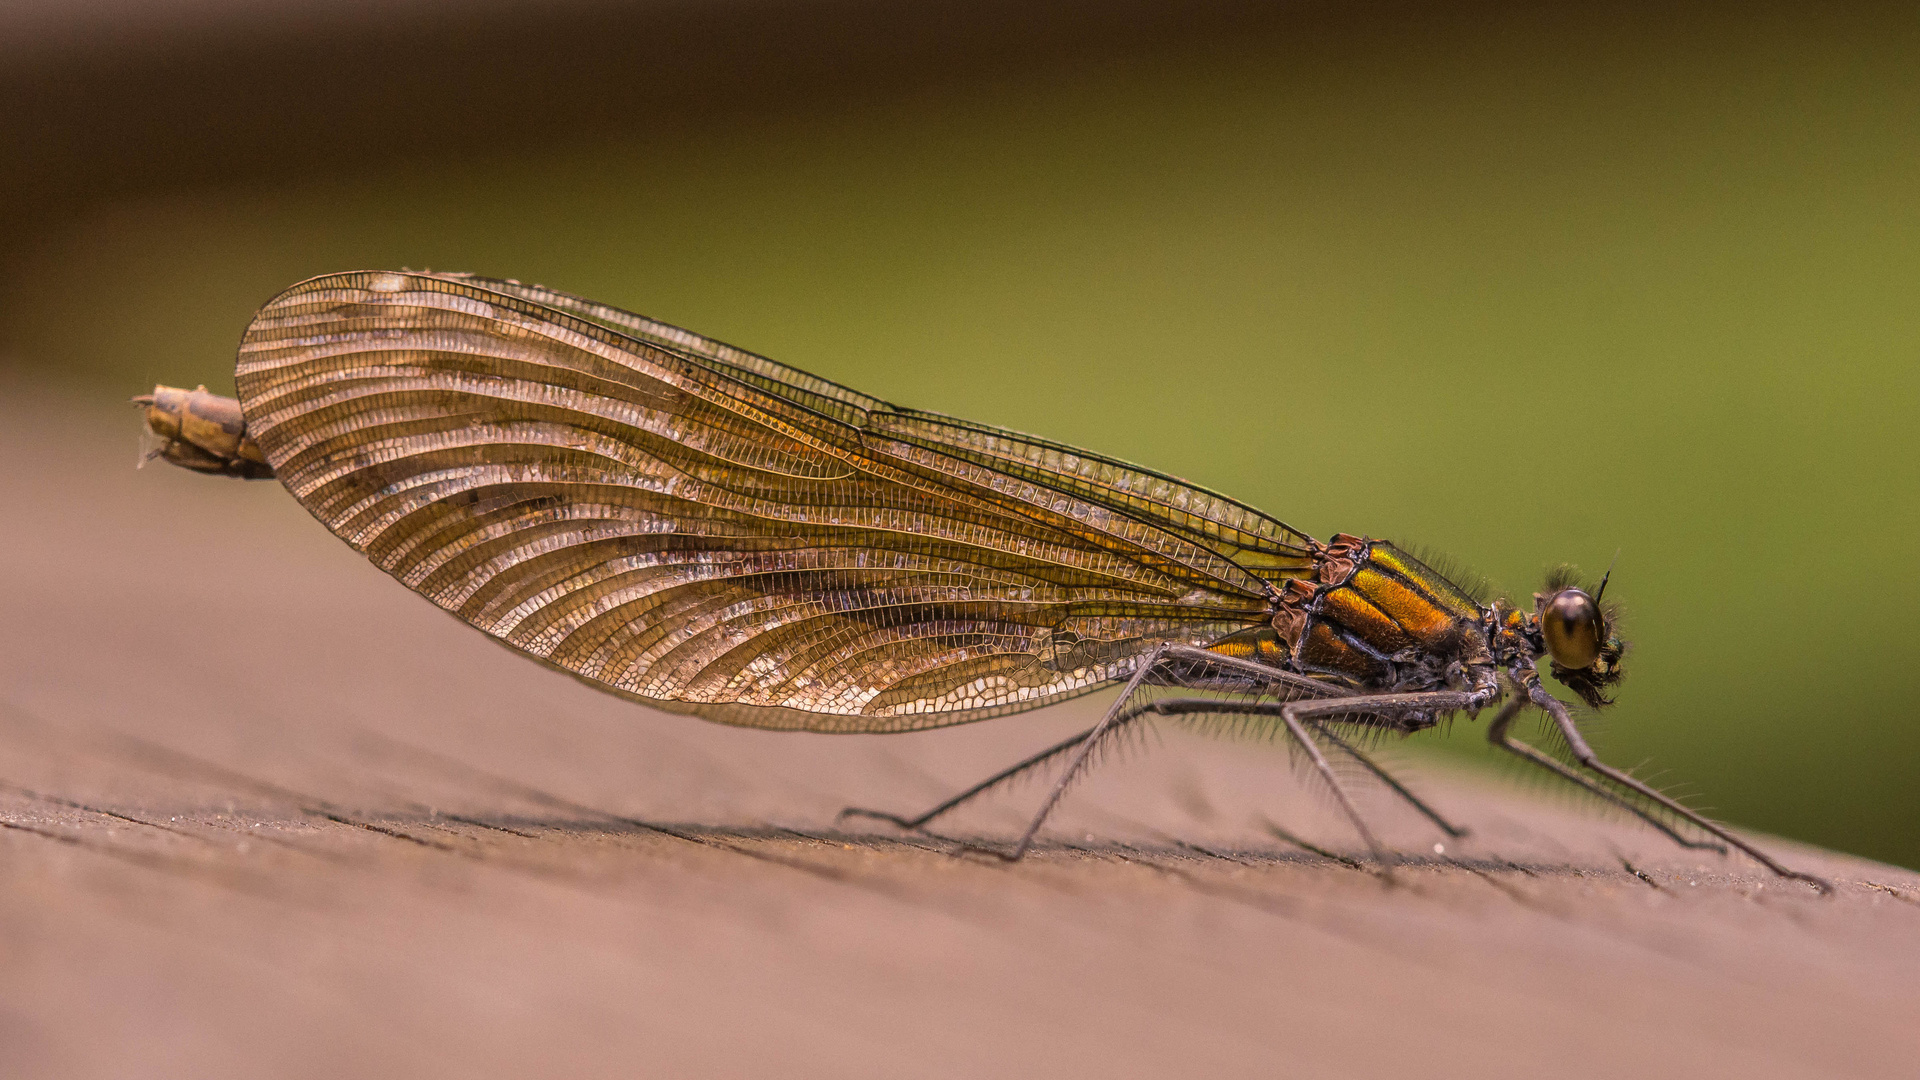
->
[136,270,1823,889]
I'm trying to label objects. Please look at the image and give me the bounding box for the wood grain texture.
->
[2,381,1915,1080]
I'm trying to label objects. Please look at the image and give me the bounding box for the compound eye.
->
[1541,589,1603,669]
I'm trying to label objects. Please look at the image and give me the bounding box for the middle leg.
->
[1147,691,1482,865]
[1309,720,1470,839]
[841,644,1349,857]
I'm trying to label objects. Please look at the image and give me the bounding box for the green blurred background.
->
[4,1,1915,867]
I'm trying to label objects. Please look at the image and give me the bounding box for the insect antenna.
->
[1593,549,1620,605]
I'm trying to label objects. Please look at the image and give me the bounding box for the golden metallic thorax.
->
[1206,535,1502,713]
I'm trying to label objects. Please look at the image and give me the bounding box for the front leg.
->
[1526,684,1831,893]
[1484,698,1727,853]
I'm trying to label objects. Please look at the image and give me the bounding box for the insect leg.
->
[837,723,1101,832]
[840,643,1182,854]
[1278,701,1393,869]
[1526,684,1831,893]
[1309,720,1469,839]
[844,647,1379,858]
[998,643,1179,861]
[1483,699,1727,853]
[991,646,1383,859]
[1155,643,1357,699]
[1150,692,1479,868]
[1125,696,1467,837]
[1284,693,1483,867]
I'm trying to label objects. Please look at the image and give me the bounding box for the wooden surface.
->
[3,380,1916,1079]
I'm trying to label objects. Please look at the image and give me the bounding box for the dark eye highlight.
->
[1541,589,1603,669]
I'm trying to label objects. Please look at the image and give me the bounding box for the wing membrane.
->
[235,271,1310,731]
[447,273,1315,576]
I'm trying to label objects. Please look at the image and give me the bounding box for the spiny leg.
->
[841,646,1464,863]
[1483,699,1726,853]
[837,691,1200,834]
[998,644,1185,861]
[1155,643,1358,699]
[1309,720,1469,839]
[841,644,1337,858]
[1525,684,1832,893]
[840,643,1185,856]
[838,723,1099,832]
[1148,691,1481,869]
[1281,693,1480,869]
[1279,702,1391,869]
[1134,697,1470,841]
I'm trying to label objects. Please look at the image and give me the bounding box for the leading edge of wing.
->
[248,271,1273,603]
[434,272,1316,581]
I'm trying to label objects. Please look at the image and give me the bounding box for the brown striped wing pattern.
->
[235,271,1315,732]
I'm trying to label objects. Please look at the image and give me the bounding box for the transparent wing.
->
[235,271,1310,732]
[446,273,1317,578]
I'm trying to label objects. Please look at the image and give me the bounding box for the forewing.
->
[450,273,1316,582]
[235,271,1287,731]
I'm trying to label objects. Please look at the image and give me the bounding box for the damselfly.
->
[135,271,1825,889]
